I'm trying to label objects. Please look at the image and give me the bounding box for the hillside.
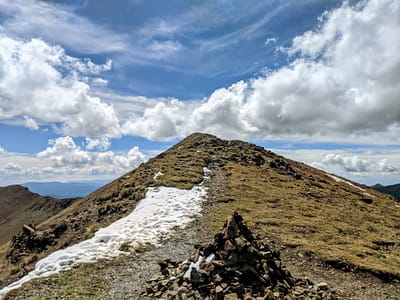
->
[1,133,399,299]
[372,183,400,201]
[0,185,73,245]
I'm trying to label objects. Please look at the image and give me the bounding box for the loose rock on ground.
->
[145,212,337,299]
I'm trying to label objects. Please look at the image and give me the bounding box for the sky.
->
[0,0,399,186]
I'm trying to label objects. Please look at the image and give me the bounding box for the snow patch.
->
[327,174,366,191]
[202,167,212,182]
[362,192,375,198]
[153,170,164,181]
[0,168,212,298]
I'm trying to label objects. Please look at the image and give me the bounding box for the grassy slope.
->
[207,161,400,279]
[2,133,399,296]
[0,185,68,245]
[0,134,211,287]
[154,133,400,279]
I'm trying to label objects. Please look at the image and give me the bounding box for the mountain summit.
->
[1,133,399,299]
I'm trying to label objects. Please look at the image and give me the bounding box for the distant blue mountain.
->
[22,180,111,199]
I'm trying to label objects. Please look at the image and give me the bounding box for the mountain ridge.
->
[1,133,399,299]
[0,185,73,245]
[372,182,400,201]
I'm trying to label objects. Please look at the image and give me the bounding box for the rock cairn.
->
[144,212,337,299]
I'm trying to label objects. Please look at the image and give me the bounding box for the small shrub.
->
[119,242,131,252]
[85,224,100,239]
[133,242,154,253]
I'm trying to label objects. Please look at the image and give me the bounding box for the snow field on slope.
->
[0,168,211,298]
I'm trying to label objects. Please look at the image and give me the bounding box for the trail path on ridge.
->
[7,168,400,299]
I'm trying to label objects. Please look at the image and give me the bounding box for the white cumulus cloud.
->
[265,37,277,45]
[85,138,111,151]
[3,162,22,173]
[1,0,399,146]
[24,116,39,130]
[37,136,146,173]
[0,0,128,54]
[122,100,192,141]
[322,153,399,174]
[38,136,92,168]
[272,148,400,186]
[0,34,121,138]
[92,78,109,87]
[119,0,400,143]
[0,139,147,185]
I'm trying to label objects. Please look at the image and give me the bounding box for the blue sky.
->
[0,0,399,186]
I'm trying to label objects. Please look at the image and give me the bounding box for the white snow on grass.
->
[362,192,375,198]
[0,168,211,298]
[327,174,366,191]
[153,170,164,181]
[202,167,212,182]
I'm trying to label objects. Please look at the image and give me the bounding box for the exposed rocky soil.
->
[144,212,337,299]
[281,244,400,300]
[5,214,212,300]
[5,164,400,300]
[3,133,400,299]
[8,212,399,300]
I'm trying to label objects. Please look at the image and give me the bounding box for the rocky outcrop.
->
[269,159,301,180]
[0,185,71,245]
[144,212,337,299]
[6,223,68,264]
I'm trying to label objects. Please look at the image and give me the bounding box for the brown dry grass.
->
[206,160,400,279]
[0,186,67,245]
[1,133,399,296]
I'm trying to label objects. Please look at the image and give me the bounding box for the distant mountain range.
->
[22,180,111,198]
[372,183,400,201]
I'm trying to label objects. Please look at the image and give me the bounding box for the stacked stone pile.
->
[144,212,337,299]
